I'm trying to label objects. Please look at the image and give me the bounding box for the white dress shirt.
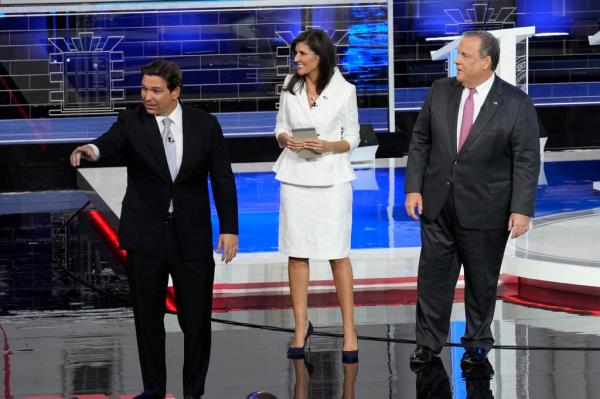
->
[156,102,184,174]
[89,102,184,172]
[456,73,495,151]
[89,102,184,212]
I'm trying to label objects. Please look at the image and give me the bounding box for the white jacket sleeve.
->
[341,85,360,151]
[274,75,293,148]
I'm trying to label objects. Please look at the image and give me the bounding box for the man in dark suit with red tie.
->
[404,31,539,368]
[70,60,239,398]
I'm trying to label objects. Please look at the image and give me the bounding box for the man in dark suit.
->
[404,31,539,367]
[70,60,239,398]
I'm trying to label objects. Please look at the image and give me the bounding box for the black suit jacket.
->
[92,104,238,261]
[405,76,540,229]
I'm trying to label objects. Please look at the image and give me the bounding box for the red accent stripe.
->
[85,210,179,312]
[84,211,600,316]
[205,289,466,313]
[499,276,600,316]
[22,397,64,399]
[213,276,420,290]
[86,210,127,264]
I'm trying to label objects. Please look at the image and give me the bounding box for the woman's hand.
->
[302,138,330,154]
[280,133,306,153]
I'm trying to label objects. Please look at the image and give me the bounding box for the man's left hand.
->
[508,213,530,239]
[216,234,239,263]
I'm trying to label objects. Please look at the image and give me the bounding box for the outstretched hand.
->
[70,145,96,167]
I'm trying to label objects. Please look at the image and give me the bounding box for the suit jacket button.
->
[446,181,450,185]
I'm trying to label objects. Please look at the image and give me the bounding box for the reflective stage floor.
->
[2,152,600,398]
[4,305,600,398]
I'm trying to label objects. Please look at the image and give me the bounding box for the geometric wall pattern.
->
[393,0,600,91]
[0,4,389,120]
[48,32,124,116]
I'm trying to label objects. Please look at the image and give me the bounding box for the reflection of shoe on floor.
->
[465,363,494,399]
[409,345,435,367]
[461,357,495,380]
[414,357,452,398]
[342,349,359,363]
[246,392,278,399]
[461,347,488,366]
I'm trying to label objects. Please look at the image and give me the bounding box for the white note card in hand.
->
[292,128,320,159]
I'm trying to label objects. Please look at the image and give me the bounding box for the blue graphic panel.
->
[516,0,572,34]
[209,160,600,253]
[0,3,389,139]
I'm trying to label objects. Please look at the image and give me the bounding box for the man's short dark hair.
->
[141,60,182,91]
[463,31,500,71]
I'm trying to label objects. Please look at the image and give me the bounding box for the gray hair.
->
[463,31,500,71]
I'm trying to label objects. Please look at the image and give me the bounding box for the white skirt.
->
[279,182,352,260]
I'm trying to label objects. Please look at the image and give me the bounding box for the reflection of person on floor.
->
[69,60,239,399]
[405,30,540,368]
[414,356,494,399]
[413,357,452,399]
[464,361,495,399]
[273,29,360,362]
[342,361,359,398]
[291,358,310,399]
[290,357,358,399]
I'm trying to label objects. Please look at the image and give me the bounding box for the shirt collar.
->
[470,73,495,96]
[156,102,182,125]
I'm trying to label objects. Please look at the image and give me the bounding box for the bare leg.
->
[292,358,310,399]
[288,257,310,348]
[330,257,358,351]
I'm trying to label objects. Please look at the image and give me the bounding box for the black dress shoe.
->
[461,347,488,366]
[287,321,314,358]
[410,345,435,366]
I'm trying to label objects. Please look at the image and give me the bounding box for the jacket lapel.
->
[310,69,346,125]
[174,106,196,184]
[294,83,317,127]
[447,80,463,156]
[138,108,172,183]
[459,76,503,153]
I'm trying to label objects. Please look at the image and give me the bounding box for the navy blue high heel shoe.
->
[342,349,359,364]
[287,321,314,358]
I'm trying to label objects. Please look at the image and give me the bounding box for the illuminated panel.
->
[0,1,390,142]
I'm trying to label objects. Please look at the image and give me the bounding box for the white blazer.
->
[272,68,360,186]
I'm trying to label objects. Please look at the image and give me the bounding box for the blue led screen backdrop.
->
[0,3,389,141]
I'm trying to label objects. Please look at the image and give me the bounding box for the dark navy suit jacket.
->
[92,104,238,261]
[405,76,540,229]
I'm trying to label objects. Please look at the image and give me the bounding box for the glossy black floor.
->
[3,192,600,398]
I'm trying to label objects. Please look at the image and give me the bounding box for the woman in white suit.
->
[273,29,360,363]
